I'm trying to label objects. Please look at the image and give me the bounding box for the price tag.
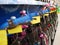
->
[0,30,7,45]
[31,16,40,24]
[8,25,22,34]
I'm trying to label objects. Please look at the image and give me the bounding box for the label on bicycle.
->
[31,16,40,24]
[0,30,7,45]
[8,25,22,34]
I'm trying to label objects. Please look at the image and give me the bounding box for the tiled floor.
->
[53,14,60,45]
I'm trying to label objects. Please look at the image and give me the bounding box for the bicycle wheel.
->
[40,32,49,45]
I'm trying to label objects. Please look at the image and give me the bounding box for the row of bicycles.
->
[0,5,58,45]
[6,8,58,45]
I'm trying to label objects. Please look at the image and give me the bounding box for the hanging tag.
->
[31,16,40,24]
[0,30,8,45]
[8,25,22,34]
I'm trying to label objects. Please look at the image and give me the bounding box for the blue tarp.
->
[0,12,39,29]
[0,5,50,29]
[0,10,50,29]
[0,15,32,29]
